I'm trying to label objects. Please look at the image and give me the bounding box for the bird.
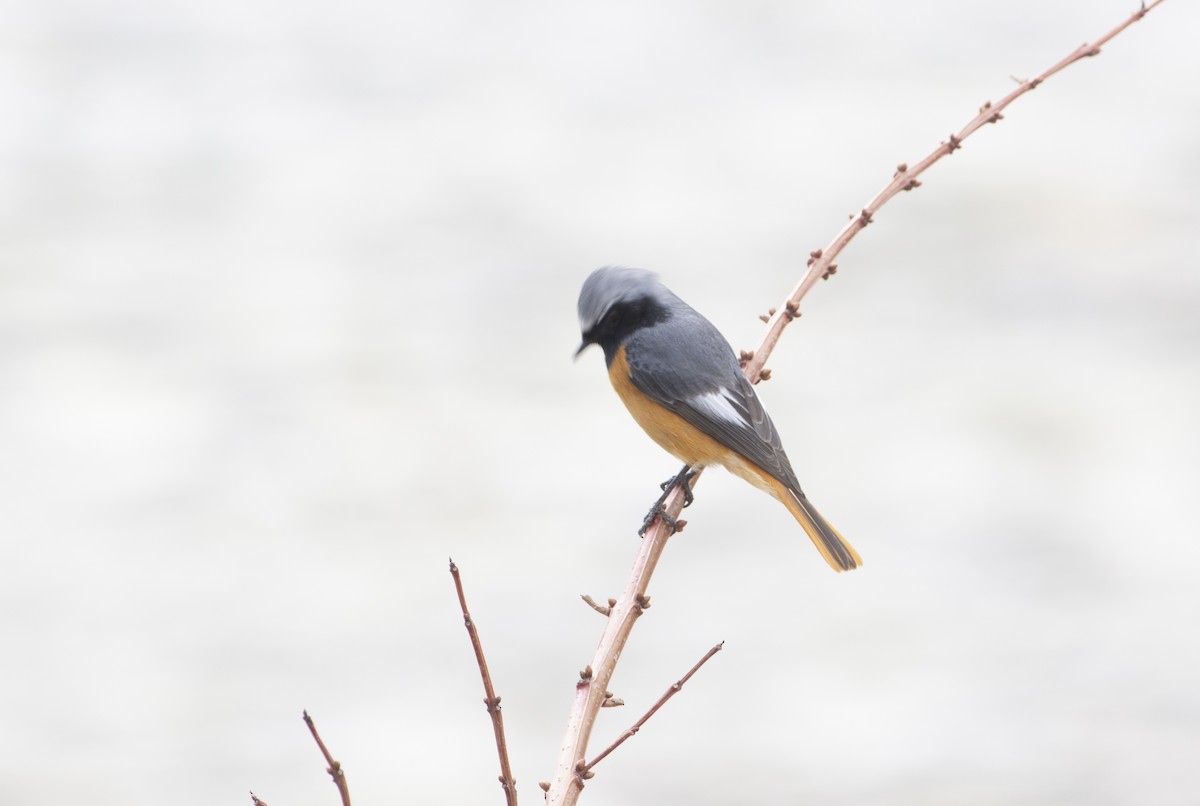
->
[575,266,861,572]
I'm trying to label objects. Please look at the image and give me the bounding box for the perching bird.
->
[576,266,861,572]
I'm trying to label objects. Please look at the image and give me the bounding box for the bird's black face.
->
[577,295,670,366]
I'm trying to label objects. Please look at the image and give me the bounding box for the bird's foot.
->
[639,503,681,536]
[639,464,694,536]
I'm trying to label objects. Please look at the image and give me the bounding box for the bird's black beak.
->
[574,329,596,360]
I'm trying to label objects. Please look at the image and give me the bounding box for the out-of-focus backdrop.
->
[2,1,1197,804]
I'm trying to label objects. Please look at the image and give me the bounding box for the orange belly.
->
[608,345,779,496]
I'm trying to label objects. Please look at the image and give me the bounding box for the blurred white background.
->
[2,1,1198,804]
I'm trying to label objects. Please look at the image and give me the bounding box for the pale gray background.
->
[2,1,1198,804]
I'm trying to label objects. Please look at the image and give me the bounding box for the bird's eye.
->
[601,309,620,328]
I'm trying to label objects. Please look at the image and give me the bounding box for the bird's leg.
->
[640,464,694,536]
[660,464,697,507]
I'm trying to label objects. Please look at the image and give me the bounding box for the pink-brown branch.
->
[544,531,675,801]
[746,0,1165,383]
[583,641,725,772]
[303,711,351,806]
[450,559,519,806]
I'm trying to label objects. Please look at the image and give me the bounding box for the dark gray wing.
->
[624,318,802,493]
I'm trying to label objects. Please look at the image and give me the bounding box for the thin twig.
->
[744,0,1166,383]
[303,711,351,806]
[580,594,614,616]
[584,642,725,772]
[545,4,1165,804]
[449,559,519,806]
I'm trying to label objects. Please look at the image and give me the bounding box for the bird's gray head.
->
[576,266,676,362]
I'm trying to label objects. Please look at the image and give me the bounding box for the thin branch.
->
[545,527,676,803]
[580,594,615,616]
[303,711,351,806]
[545,3,1165,804]
[584,642,725,772]
[744,0,1166,384]
[449,559,519,806]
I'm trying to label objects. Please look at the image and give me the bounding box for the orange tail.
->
[718,454,862,572]
[778,487,862,572]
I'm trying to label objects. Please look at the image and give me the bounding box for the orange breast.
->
[607,345,762,479]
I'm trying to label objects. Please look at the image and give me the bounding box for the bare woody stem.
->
[303,711,352,806]
[545,531,674,802]
[583,642,725,772]
[450,559,519,806]
[546,3,1164,804]
[745,0,1166,382]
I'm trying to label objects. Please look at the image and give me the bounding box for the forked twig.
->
[303,711,351,806]
[580,594,615,616]
[545,534,672,803]
[545,4,1167,804]
[450,559,519,806]
[584,642,725,772]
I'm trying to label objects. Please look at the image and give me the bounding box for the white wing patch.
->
[690,389,749,429]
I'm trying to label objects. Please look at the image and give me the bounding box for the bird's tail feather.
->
[780,489,862,572]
